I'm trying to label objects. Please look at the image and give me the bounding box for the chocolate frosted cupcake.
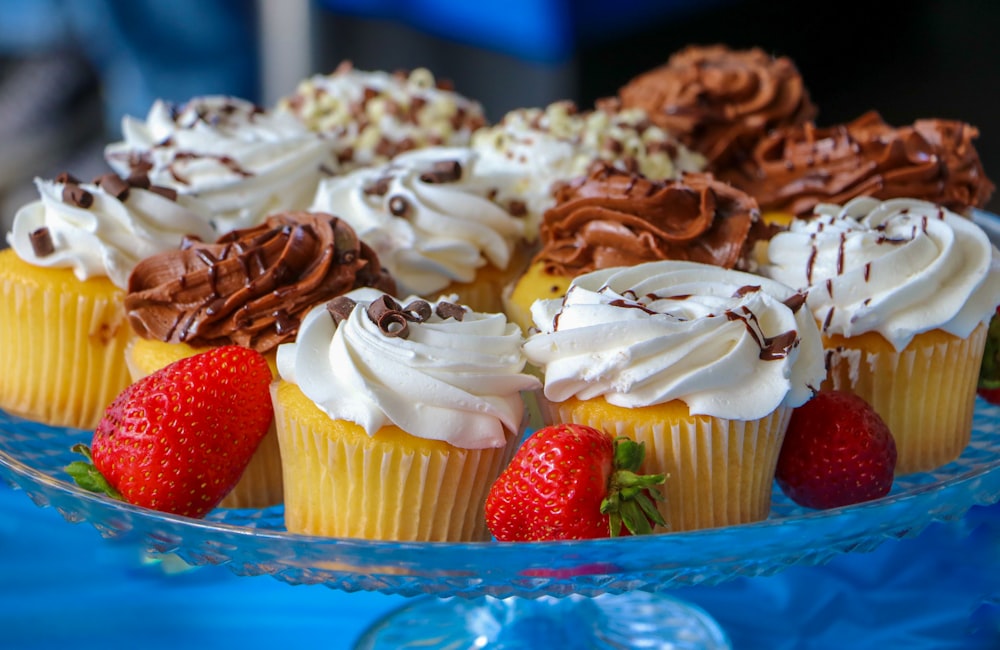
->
[124,211,396,507]
[719,111,995,220]
[505,163,770,330]
[619,44,816,170]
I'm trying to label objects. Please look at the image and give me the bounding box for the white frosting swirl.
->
[763,197,1000,350]
[7,177,215,289]
[309,146,527,297]
[104,95,334,235]
[276,288,540,449]
[523,261,825,419]
[470,101,706,237]
[277,64,486,170]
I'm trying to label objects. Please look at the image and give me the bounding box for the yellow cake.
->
[0,249,131,429]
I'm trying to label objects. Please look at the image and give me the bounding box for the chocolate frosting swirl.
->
[618,45,817,169]
[125,211,396,352]
[536,164,767,274]
[719,111,996,216]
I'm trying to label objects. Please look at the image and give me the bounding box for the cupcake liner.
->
[127,337,284,508]
[0,252,131,429]
[823,323,987,475]
[273,380,517,541]
[544,396,790,532]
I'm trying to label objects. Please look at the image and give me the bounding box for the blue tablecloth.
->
[1,483,998,649]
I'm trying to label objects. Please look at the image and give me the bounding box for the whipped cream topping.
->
[7,175,215,289]
[309,146,527,297]
[277,61,487,170]
[104,95,334,235]
[523,261,825,419]
[276,288,540,449]
[763,197,1000,350]
[470,100,706,238]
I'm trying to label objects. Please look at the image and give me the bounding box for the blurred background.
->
[0,0,997,228]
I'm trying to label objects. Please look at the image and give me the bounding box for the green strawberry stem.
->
[600,437,666,537]
[979,308,1000,389]
[65,443,122,500]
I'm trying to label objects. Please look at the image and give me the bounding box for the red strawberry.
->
[776,390,897,510]
[485,423,666,541]
[66,345,273,518]
[977,306,1000,404]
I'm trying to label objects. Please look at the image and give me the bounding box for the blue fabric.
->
[1,482,997,649]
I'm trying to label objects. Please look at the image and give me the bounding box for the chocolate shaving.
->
[149,185,178,201]
[435,301,465,321]
[29,227,55,257]
[419,160,462,184]
[388,195,411,218]
[326,296,356,325]
[367,294,402,324]
[55,172,80,185]
[401,300,432,322]
[126,171,151,189]
[62,184,93,209]
[95,173,131,200]
[363,177,391,196]
[507,200,527,217]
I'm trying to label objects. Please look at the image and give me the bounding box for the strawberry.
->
[485,423,666,542]
[66,345,273,518]
[977,306,1000,404]
[775,390,897,510]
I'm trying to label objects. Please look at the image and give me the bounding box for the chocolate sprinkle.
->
[62,184,93,209]
[388,195,411,218]
[326,296,357,325]
[95,173,131,200]
[435,301,465,321]
[29,227,55,257]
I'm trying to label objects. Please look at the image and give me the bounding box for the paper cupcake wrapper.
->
[823,323,987,475]
[0,261,131,429]
[544,397,790,532]
[127,337,284,508]
[273,381,517,541]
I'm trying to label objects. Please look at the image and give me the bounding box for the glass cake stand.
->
[2,401,1000,650]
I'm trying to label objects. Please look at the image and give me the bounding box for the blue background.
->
[1,484,998,649]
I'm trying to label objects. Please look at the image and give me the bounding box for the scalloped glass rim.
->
[2,396,1000,599]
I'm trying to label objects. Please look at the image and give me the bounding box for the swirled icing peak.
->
[7,173,215,289]
[536,164,768,275]
[309,146,527,297]
[470,99,706,238]
[104,95,334,234]
[719,111,995,216]
[762,196,1000,350]
[523,261,825,419]
[277,61,487,170]
[276,288,541,449]
[618,44,816,169]
[125,211,396,353]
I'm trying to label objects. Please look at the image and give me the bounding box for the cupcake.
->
[618,44,816,171]
[762,196,1000,473]
[273,289,541,541]
[718,111,996,222]
[277,61,487,170]
[523,261,825,532]
[0,172,215,429]
[309,146,530,313]
[104,95,335,235]
[124,211,396,507]
[505,163,772,331]
[470,99,706,240]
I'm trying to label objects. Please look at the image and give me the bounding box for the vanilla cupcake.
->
[124,211,396,507]
[470,99,706,240]
[0,172,215,428]
[273,289,540,541]
[309,146,529,313]
[105,95,335,235]
[505,164,770,331]
[763,196,1000,473]
[523,261,825,532]
[277,61,486,170]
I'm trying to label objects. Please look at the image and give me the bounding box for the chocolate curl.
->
[435,301,465,321]
[375,310,410,338]
[29,227,55,257]
[94,173,131,200]
[401,299,431,322]
[326,296,357,326]
[388,195,411,218]
[419,160,462,184]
